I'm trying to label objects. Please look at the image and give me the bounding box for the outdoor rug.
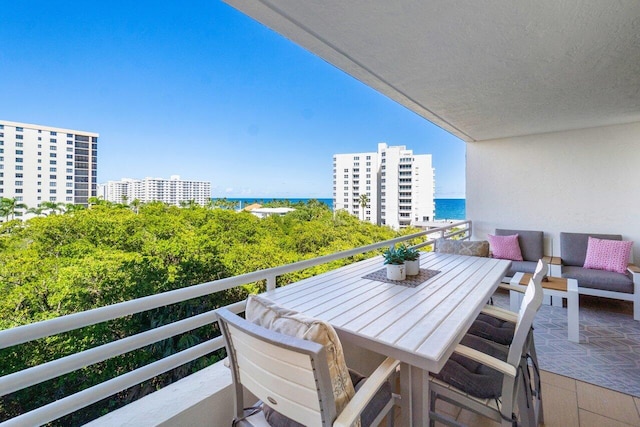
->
[492,290,640,397]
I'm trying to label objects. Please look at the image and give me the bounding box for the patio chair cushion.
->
[433,334,507,399]
[488,234,523,261]
[583,236,633,274]
[436,239,490,257]
[562,266,634,294]
[245,295,356,417]
[468,313,515,345]
[263,368,391,427]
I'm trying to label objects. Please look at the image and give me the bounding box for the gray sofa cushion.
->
[506,260,538,277]
[562,265,633,294]
[560,232,622,267]
[495,229,543,262]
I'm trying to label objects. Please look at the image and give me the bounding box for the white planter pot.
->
[405,259,420,276]
[386,264,406,281]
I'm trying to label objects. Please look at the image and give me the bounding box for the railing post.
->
[266,275,276,291]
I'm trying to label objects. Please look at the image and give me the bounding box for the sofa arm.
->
[628,264,640,274]
[543,256,562,265]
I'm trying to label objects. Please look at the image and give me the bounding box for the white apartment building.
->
[333,143,434,230]
[0,120,98,218]
[99,175,211,207]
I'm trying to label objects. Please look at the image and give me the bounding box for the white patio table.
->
[262,251,510,426]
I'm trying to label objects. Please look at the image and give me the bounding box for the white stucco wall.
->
[467,121,640,258]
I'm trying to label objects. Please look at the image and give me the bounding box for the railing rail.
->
[0,220,471,426]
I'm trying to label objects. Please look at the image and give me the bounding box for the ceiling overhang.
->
[223,1,640,142]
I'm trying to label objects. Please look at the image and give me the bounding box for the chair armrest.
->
[481,305,518,323]
[498,283,525,293]
[333,357,400,427]
[454,344,517,378]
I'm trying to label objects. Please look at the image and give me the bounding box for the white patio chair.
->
[216,307,399,427]
[429,259,547,427]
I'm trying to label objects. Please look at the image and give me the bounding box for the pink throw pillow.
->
[583,237,633,274]
[488,234,523,261]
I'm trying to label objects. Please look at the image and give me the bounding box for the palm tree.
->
[130,198,142,214]
[358,193,370,221]
[41,201,64,215]
[0,197,28,221]
[27,206,46,217]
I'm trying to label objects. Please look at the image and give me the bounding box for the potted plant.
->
[399,244,421,276]
[382,246,406,280]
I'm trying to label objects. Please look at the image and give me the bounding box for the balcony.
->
[0,222,471,426]
[2,221,639,426]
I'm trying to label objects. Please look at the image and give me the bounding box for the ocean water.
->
[213,197,466,220]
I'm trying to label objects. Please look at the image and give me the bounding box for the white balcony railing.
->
[0,220,471,426]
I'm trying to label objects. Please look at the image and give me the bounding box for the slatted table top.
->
[263,252,510,373]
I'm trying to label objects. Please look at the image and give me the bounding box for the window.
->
[49,197,57,202]
[66,161,72,166]
[15,165,22,170]
[66,175,73,180]
[66,197,73,201]
[66,154,73,159]
[67,140,73,145]
[50,153,56,158]
[16,127,23,132]
[66,147,73,152]
[50,160,56,165]
[15,150,23,155]
[15,158,23,163]
[66,182,73,187]
[50,131,57,136]
[15,181,22,186]
[50,139,57,143]
[15,173,22,178]
[50,175,57,179]
[16,135,23,140]
[50,167,57,172]
[16,141,23,147]
[50,145,57,150]
[15,188,23,193]
[66,168,72,173]
[50,189,57,194]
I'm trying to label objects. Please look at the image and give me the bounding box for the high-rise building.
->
[333,143,434,229]
[0,120,98,218]
[99,175,211,206]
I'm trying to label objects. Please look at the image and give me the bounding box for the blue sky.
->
[0,1,466,198]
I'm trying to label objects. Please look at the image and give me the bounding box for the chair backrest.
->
[495,229,544,262]
[216,308,336,427]
[560,232,622,267]
[507,259,546,367]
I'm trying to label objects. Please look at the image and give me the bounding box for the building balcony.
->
[1,220,637,426]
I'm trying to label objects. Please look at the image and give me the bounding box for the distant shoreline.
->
[211,197,466,220]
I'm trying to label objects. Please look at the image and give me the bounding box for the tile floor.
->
[388,369,640,426]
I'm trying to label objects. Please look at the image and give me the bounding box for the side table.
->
[510,272,579,342]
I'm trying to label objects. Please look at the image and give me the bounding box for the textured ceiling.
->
[223,0,640,142]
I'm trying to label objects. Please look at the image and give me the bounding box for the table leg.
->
[567,279,579,342]
[400,363,430,426]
